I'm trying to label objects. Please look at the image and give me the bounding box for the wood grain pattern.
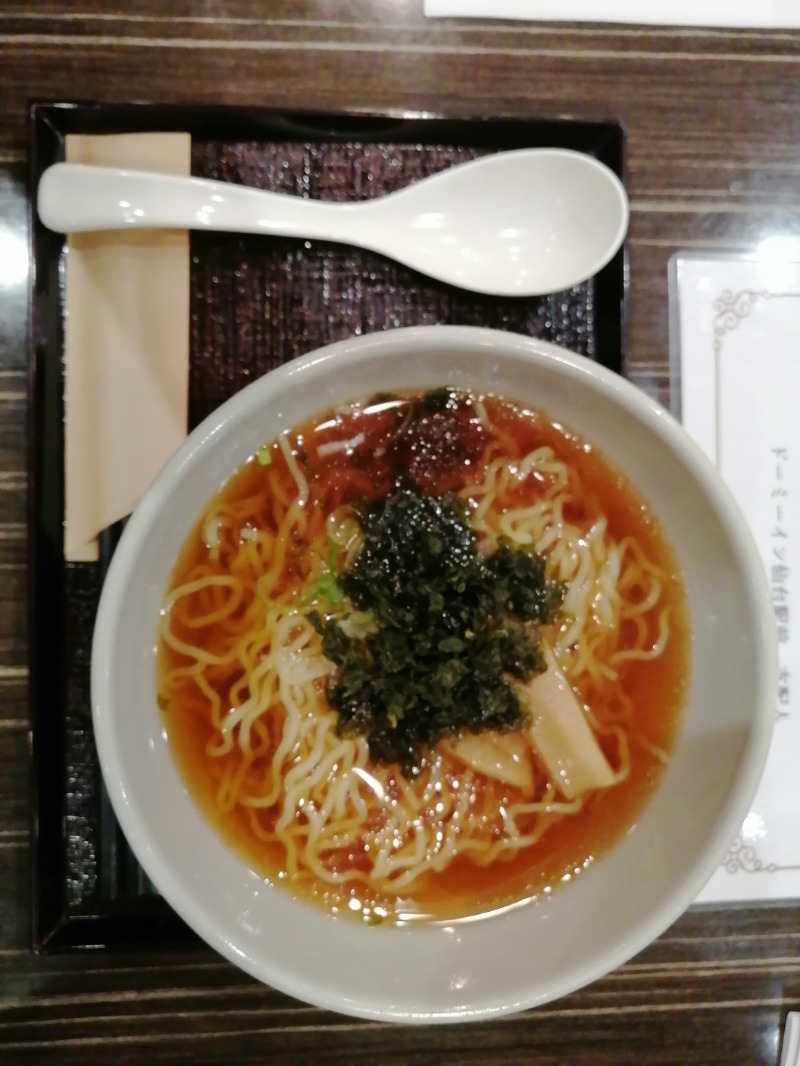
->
[1,2,799,1063]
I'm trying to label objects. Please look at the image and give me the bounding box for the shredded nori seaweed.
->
[308,488,564,773]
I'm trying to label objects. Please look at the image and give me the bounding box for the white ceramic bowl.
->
[92,325,775,1024]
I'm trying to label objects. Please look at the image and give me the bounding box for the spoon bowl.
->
[37,149,628,297]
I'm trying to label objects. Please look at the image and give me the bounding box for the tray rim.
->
[27,98,628,952]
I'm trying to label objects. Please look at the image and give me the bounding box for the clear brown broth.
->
[159,391,689,923]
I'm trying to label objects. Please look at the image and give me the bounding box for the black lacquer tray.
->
[29,102,627,950]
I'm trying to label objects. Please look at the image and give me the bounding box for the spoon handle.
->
[37,163,364,241]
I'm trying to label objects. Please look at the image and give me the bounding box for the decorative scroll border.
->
[712,288,800,355]
[722,835,800,876]
[711,288,768,353]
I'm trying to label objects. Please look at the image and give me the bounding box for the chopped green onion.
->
[301,571,346,608]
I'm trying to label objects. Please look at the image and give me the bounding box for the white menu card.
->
[424,0,800,28]
[672,250,800,904]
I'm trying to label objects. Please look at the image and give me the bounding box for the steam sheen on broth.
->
[158,390,688,924]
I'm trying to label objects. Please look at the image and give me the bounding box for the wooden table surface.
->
[2,3,800,1063]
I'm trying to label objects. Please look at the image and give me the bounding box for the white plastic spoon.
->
[37,148,628,297]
